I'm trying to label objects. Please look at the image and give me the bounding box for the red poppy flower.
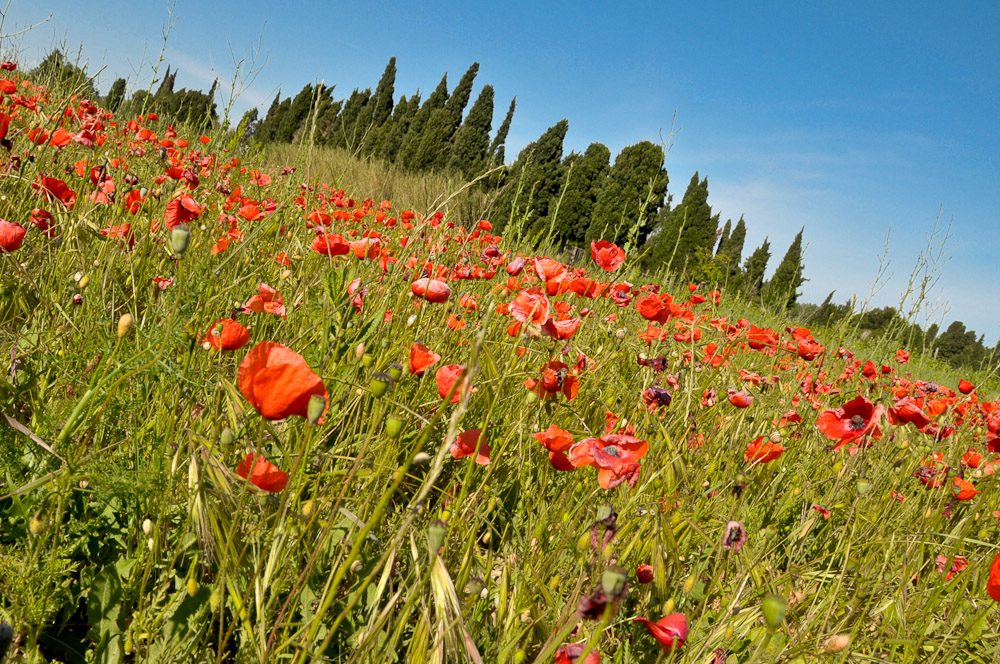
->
[237,342,328,423]
[311,233,350,256]
[988,552,1000,601]
[236,452,288,493]
[533,424,576,470]
[896,349,910,363]
[590,240,626,271]
[727,389,754,408]
[409,343,441,375]
[816,396,884,449]
[435,364,468,403]
[888,397,931,429]
[935,554,968,581]
[204,319,250,351]
[952,476,979,501]
[540,316,582,340]
[959,379,975,395]
[0,219,26,252]
[243,283,286,318]
[744,435,785,464]
[555,643,601,664]
[411,277,451,303]
[524,361,579,401]
[633,613,688,653]
[165,193,202,229]
[449,429,490,465]
[635,564,654,584]
[568,433,648,489]
[508,287,550,324]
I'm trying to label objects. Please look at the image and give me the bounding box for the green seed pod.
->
[369,372,393,398]
[514,650,526,664]
[601,565,628,599]
[307,394,327,424]
[387,363,403,382]
[220,427,235,447]
[427,519,448,554]
[209,587,222,612]
[761,593,787,629]
[360,352,374,368]
[525,391,538,404]
[385,414,404,438]
[171,224,191,255]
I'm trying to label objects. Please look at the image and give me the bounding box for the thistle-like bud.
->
[186,575,199,597]
[171,224,191,255]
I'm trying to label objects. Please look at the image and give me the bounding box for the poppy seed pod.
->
[369,372,393,398]
[385,414,404,439]
[427,519,448,554]
[220,427,235,447]
[761,593,788,629]
[387,363,403,382]
[601,565,628,599]
[171,224,191,255]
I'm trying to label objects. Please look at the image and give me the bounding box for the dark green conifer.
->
[447,83,494,178]
[397,74,449,166]
[762,227,806,308]
[741,238,772,296]
[494,119,568,235]
[545,142,611,246]
[488,96,516,168]
[643,172,716,275]
[377,93,420,162]
[584,141,668,247]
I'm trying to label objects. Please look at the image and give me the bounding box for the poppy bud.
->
[355,343,366,360]
[601,565,628,599]
[427,519,448,554]
[413,451,431,466]
[307,394,327,425]
[220,427,235,447]
[209,587,222,612]
[824,634,850,653]
[761,593,787,629]
[117,313,133,338]
[369,372,393,398]
[856,478,872,495]
[171,224,191,255]
[186,575,199,597]
[142,518,154,536]
[79,274,90,289]
[387,363,403,382]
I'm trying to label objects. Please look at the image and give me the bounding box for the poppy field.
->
[4,65,1000,664]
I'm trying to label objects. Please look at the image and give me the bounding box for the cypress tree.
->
[716,219,732,256]
[494,119,569,235]
[257,91,283,142]
[106,78,127,112]
[716,215,747,276]
[377,93,421,162]
[762,227,806,308]
[397,74,449,166]
[545,142,611,246]
[447,83,494,178]
[489,96,516,168]
[741,238,771,296]
[315,99,343,145]
[370,57,397,129]
[584,141,668,247]
[276,84,316,143]
[412,63,479,170]
[154,65,176,99]
[329,88,372,150]
[643,172,716,275]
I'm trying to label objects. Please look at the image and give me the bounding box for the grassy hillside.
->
[1,66,1000,664]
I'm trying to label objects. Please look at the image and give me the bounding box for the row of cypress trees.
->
[248,58,805,304]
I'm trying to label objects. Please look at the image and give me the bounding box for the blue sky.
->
[5,1,1000,343]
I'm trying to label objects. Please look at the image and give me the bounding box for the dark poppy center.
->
[603,446,621,458]
[849,414,865,430]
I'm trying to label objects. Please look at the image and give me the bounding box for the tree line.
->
[25,49,1000,372]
